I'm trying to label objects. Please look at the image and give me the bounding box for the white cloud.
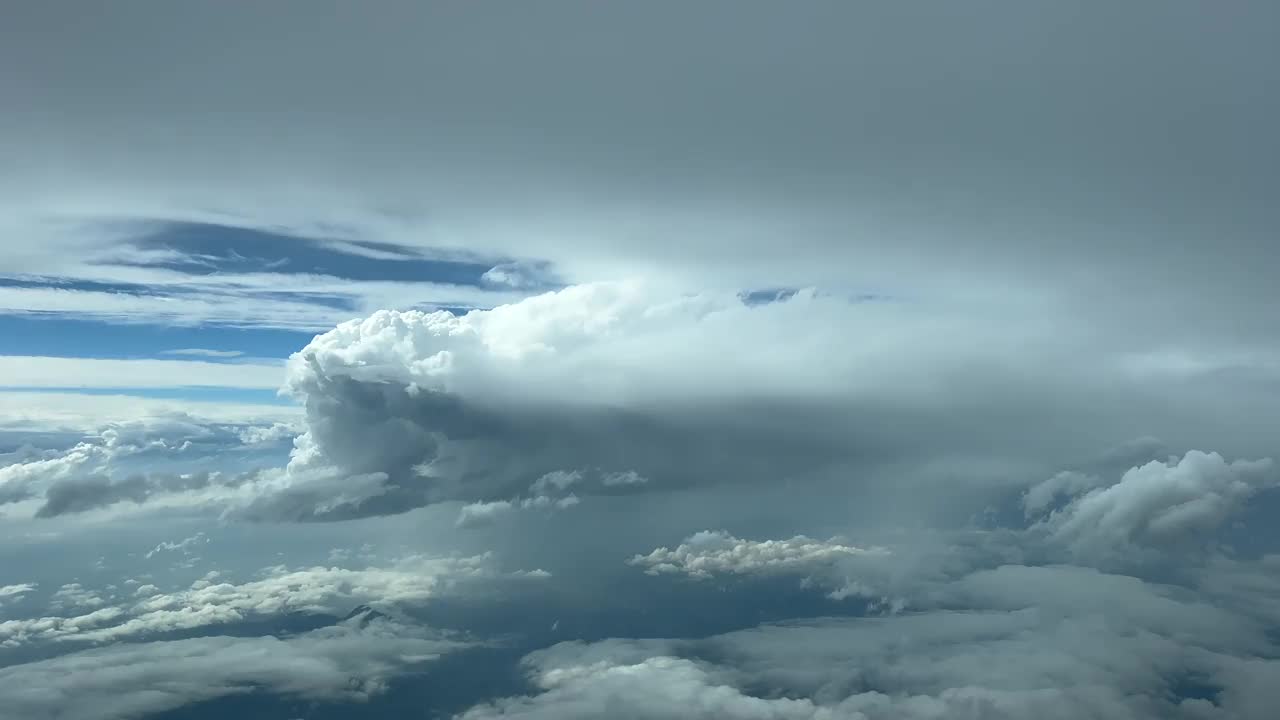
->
[0,416,303,519]
[0,583,36,601]
[0,442,101,505]
[1032,450,1276,560]
[461,652,827,720]
[456,494,580,529]
[282,281,993,410]
[630,531,885,580]
[528,470,582,496]
[50,583,106,611]
[145,531,209,559]
[456,500,515,528]
[236,421,299,446]
[160,348,246,358]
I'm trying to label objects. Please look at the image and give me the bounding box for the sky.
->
[1,2,1280,718]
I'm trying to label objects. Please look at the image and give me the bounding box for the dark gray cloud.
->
[2,2,1277,332]
[35,475,149,518]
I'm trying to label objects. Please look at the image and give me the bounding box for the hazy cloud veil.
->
[1,3,1279,719]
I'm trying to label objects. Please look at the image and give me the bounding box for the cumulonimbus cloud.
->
[258,279,1196,521]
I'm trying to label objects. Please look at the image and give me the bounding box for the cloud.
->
[235,421,299,446]
[2,5,1279,717]
[601,470,647,487]
[629,531,885,580]
[49,583,107,611]
[1030,450,1276,561]
[0,551,520,648]
[461,652,826,720]
[0,355,284,389]
[0,391,299,433]
[463,561,1278,720]
[0,584,36,602]
[528,470,582,496]
[199,270,1276,527]
[3,3,1275,331]
[1195,554,1280,628]
[35,474,150,518]
[0,613,465,720]
[456,500,515,528]
[456,494,581,529]
[451,479,1280,719]
[260,280,1147,521]
[481,261,559,291]
[0,266,532,330]
[628,530,920,611]
[145,531,209,559]
[0,414,299,519]
[160,348,246,358]
[0,442,100,506]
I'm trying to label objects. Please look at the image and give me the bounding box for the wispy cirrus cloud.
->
[0,355,284,390]
[159,348,245,358]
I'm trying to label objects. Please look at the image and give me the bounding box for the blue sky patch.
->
[113,222,501,284]
[740,288,801,306]
[0,315,316,361]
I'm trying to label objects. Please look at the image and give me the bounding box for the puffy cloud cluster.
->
[49,583,106,612]
[0,415,297,519]
[1027,450,1276,562]
[461,652,828,720]
[629,530,910,610]
[0,441,100,507]
[630,531,884,580]
[235,421,300,446]
[455,469,631,528]
[456,495,580,529]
